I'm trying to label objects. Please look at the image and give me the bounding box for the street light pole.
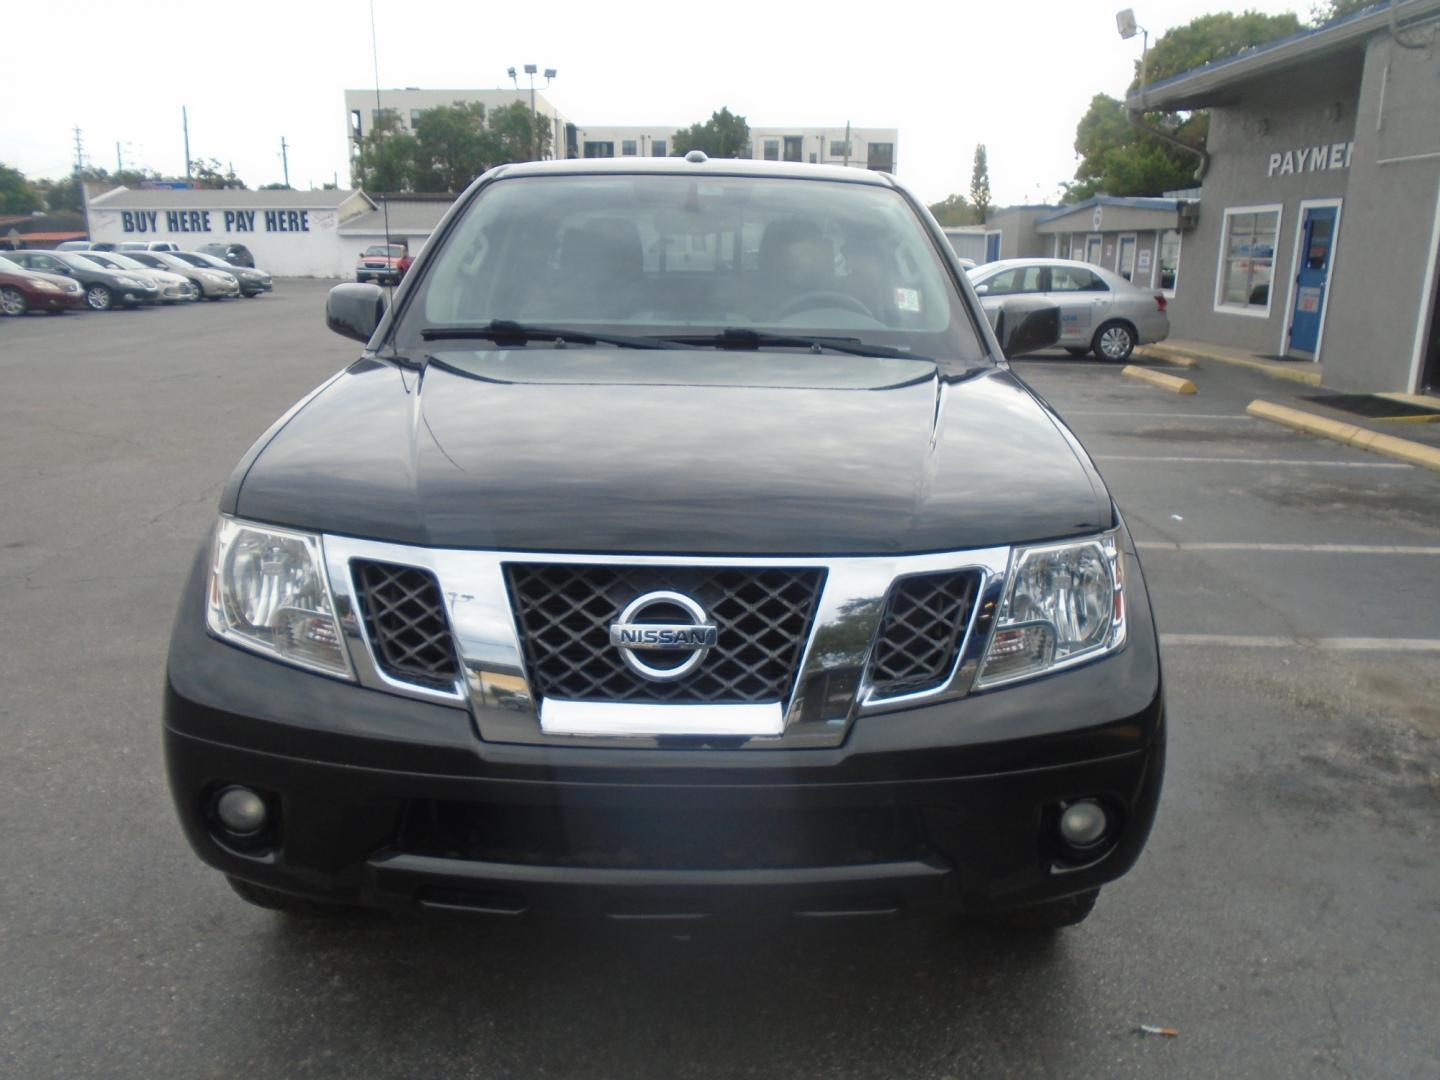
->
[513,64,556,160]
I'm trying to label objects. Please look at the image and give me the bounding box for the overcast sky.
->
[4,0,1303,206]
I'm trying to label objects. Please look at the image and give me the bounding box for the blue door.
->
[985,233,1001,262]
[1288,205,1337,354]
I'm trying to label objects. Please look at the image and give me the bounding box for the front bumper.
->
[356,267,403,284]
[38,292,85,311]
[164,544,1165,920]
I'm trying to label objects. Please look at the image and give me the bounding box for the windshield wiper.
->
[661,328,929,361]
[420,320,680,350]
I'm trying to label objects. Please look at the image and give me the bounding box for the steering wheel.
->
[776,290,873,319]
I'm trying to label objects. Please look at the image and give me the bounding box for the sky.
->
[2,0,1305,207]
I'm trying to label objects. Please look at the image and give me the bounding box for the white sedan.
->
[968,258,1170,361]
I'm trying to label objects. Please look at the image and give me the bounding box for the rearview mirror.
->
[326,282,387,344]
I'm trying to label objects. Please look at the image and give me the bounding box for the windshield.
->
[398,174,985,362]
[0,255,22,273]
[365,245,404,257]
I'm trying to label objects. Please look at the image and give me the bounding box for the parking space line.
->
[1062,411,1251,419]
[1137,542,1440,555]
[1160,634,1440,651]
[1094,455,1411,469]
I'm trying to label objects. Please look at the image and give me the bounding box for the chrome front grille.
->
[868,571,981,699]
[505,563,825,704]
[321,535,1010,749]
[352,560,460,690]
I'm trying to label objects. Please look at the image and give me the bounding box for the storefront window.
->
[1218,207,1280,313]
[1158,229,1181,291]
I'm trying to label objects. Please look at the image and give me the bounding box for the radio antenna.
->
[369,0,394,295]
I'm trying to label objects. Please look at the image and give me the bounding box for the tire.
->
[0,285,27,316]
[226,875,360,918]
[85,284,113,311]
[984,888,1100,931]
[1092,321,1136,362]
[1064,346,1091,357]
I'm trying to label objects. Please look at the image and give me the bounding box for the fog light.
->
[215,786,268,836]
[1058,799,1108,847]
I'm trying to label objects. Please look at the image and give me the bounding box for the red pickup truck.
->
[355,242,413,285]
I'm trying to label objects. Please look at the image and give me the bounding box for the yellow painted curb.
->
[1123,365,1197,394]
[1131,345,1198,368]
[1246,400,1440,472]
[1144,344,1322,386]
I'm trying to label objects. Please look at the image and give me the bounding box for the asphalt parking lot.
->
[2,285,1438,1079]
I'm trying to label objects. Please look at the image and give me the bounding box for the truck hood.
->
[231,349,1111,555]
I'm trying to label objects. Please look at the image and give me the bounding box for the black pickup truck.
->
[165,156,1164,931]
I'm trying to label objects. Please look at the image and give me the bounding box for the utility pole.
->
[116,141,123,174]
[843,121,851,168]
[182,106,192,182]
[72,126,85,173]
[280,136,290,188]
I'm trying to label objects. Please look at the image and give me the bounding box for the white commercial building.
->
[344,88,898,173]
[84,187,456,279]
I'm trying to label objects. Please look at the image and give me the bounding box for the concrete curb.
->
[1123,365,1197,394]
[1246,399,1440,471]
[1138,343,1322,385]
[1131,345,1198,368]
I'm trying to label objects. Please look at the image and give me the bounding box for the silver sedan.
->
[967,258,1170,361]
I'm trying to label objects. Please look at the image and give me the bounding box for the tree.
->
[927,193,981,227]
[1309,0,1374,23]
[1064,94,1203,201]
[969,145,991,223]
[486,101,552,165]
[189,158,247,190]
[351,110,417,192]
[412,101,492,193]
[671,108,750,159]
[1129,10,1302,92]
[0,163,42,214]
[1062,10,1303,201]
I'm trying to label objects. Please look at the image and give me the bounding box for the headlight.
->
[200,272,222,283]
[976,533,1125,688]
[35,280,62,292]
[206,517,352,678]
[119,276,146,288]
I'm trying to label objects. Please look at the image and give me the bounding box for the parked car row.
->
[0,245,272,315]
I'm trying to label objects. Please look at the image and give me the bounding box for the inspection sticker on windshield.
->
[894,287,922,313]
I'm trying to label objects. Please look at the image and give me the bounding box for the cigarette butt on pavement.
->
[1137,1024,1179,1038]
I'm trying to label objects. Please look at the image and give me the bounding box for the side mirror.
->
[995,301,1062,359]
[326,282,387,344]
[973,283,990,296]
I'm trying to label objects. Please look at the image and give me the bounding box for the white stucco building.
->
[344,88,898,173]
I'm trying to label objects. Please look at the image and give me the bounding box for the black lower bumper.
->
[166,722,1163,920]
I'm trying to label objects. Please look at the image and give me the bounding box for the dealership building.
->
[83,187,454,278]
[1129,0,1440,393]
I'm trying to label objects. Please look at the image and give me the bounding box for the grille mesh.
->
[868,571,980,699]
[506,564,825,704]
[352,560,460,690]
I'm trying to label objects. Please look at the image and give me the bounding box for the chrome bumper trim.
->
[540,699,784,738]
